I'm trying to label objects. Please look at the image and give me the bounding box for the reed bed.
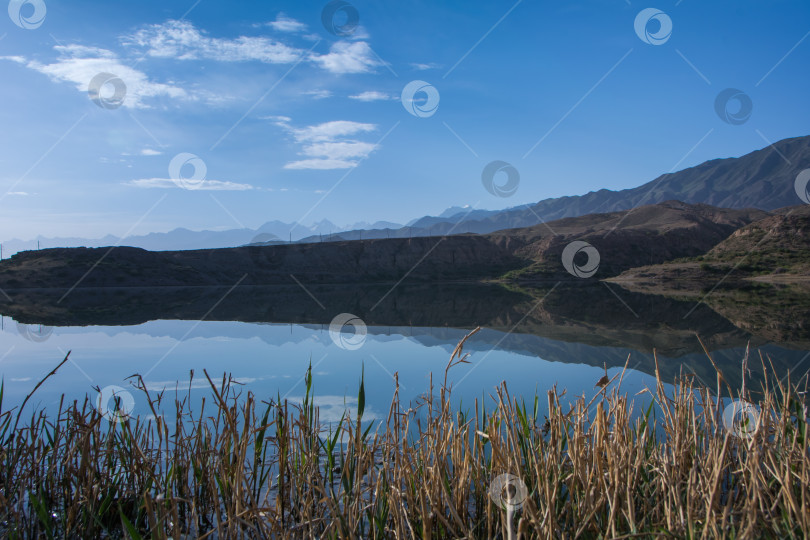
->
[1,328,809,538]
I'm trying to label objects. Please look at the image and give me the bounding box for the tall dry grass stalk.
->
[0,328,808,538]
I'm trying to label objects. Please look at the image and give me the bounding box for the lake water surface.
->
[1,282,808,423]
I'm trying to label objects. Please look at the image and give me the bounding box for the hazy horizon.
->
[3,134,807,247]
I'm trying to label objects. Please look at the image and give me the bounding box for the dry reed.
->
[0,328,808,538]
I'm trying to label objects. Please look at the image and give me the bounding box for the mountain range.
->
[0,201,771,289]
[0,219,403,256]
[314,134,810,242]
[2,135,808,255]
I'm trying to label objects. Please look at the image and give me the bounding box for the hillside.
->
[612,204,810,288]
[0,202,766,289]
[489,201,765,280]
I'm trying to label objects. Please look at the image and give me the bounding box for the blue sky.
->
[0,0,808,240]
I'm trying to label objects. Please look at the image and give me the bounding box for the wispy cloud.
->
[272,118,379,170]
[285,395,379,422]
[302,141,377,158]
[4,20,382,111]
[283,158,359,170]
[125,20,305,63]
[310,41,381,74]
[140,148,162,156]
[289,120,377,142]
[127,20,383,74]
[127,19,381,75]
[2,45,187,108]
[347,26,371,41]
[144,377,257,391]
[303,89,332,99]
[266,14,307,33]
[349,90,395,102]
[126,178,254,190]
[262,115,292,123]
[410,62,441,71]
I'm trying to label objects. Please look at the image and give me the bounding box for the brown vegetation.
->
[1,330,809,538]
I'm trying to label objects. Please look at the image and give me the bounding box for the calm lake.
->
[1,282,808,422]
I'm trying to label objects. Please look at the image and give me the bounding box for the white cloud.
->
[284,159,359,170]
[410,62,441,71]
[262,115,292,124]
[348,26,371,41]
[140,148,162,156]
[274,119,379,170]
[285,395,379,422]
[266,14,307,33]
[302,141,377,159]
[144,377,257,391]
[289,120,377,142]
[125,20,304,64]
[6,191,28,196]
[126,178,254,190]
[310,41,380,74]
[5,20,384,112]
[303,89,332,99]
[349,90,394,102]
[126,20,383,75]
[3,44,187,108]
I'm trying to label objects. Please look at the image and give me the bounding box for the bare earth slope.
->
[0,201,767,288]
[487,201,766,280]
[612,204,810,289]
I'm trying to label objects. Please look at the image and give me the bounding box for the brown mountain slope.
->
[487,201,766,280]
[612,204,810,288]
[0,202,767,289]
